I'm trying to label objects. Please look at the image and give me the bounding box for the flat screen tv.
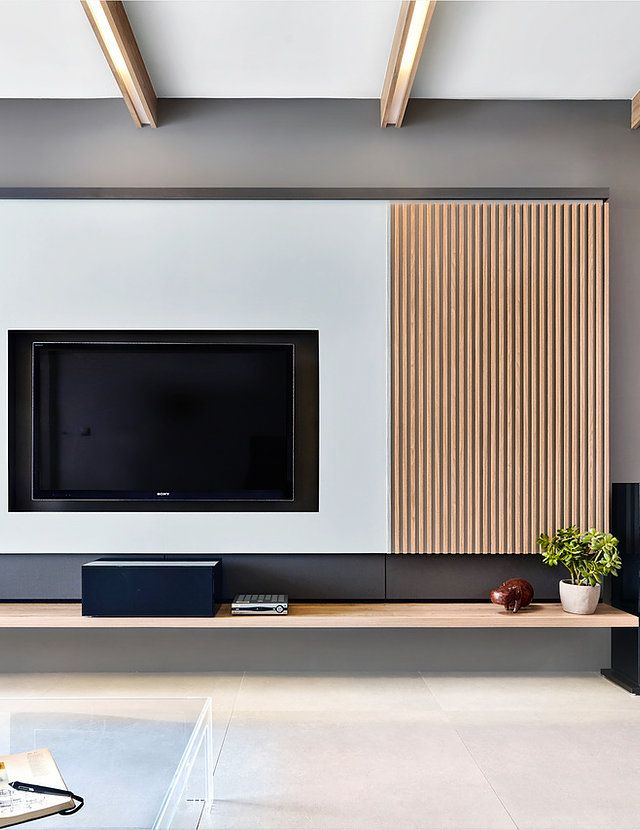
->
[32,342,295,503]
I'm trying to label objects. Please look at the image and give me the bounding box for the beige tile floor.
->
[1,671,639,830]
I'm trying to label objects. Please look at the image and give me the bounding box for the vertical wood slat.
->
[400,204,408,553]
[579,204,587,529]
[391,200,609,553]
[530,204,539,552]
[563,204,570,526]
[587,204,596,526]
[466,205,474,553]
[442,205,450,554]
[554,205,563,529]
[546,203,555,548]
[506,204,514,553]
[520,205,535,551]
[490,205,498,551]
[571,205,579,523]
[449,205,457,553]
[473,205,481,553]
[417,204,425,553]
[481,205,489,553]
[497,203,506,553]
[538,204,547,546]
[424,205,433,552]
[604,202,610,530]
[391,204,400,553]
[408,205,417,553]
[433,205,441,551]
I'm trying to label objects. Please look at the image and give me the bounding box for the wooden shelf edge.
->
[0,602,635,630]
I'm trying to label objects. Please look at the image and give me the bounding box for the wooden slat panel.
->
[391,200,609,553]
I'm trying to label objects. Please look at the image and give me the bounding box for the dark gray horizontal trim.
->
[0,554,386,602]
[0,187,610,201]
[0,551,567,603]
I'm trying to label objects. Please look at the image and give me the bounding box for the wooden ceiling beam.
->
[81,0,157,127]
[632,91,640,129]
[380,0,436,128]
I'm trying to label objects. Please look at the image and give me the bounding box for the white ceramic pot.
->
[559,579,601,615]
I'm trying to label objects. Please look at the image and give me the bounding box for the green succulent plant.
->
[537,526,621,587]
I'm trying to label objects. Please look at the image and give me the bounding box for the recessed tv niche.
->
[9,331,319,512]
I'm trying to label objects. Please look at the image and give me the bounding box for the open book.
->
[0,749,75,828]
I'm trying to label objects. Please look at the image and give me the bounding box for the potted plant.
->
[537,526,621,615]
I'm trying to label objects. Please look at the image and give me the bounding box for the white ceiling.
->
[1,0,639,100]
[415,1,640,99]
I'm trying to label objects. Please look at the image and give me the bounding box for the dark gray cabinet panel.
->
[386,554,562,601]
[0,555,96,600]
[0,554,385,601]
[218,555,383,600]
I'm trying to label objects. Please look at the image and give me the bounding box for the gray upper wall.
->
[0,98,628,191]
[1,98,639,481]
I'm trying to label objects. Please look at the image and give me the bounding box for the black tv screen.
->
[32,342,294,502]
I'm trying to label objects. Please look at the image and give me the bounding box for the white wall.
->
[0,200,389,554]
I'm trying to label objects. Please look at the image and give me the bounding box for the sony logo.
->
[156,492,170,496]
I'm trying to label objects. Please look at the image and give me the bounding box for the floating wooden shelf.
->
[0,602,635,629]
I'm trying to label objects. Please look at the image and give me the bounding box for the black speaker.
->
[82,558,220,617]
[602,484,640,693]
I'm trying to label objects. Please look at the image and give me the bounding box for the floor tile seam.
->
[212,672,247,779]
[444,711,519,830]
[222,707,452,720]
[417,672,448,712]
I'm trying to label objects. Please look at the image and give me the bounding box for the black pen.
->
[9,781,84,814]
[10,781,71,798]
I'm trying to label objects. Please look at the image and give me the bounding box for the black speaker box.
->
[82,558,220,617]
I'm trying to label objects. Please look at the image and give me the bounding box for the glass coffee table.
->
[0,698,213,830]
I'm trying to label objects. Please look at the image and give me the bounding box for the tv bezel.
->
[9,330,319,513]
[31,340,296,503]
